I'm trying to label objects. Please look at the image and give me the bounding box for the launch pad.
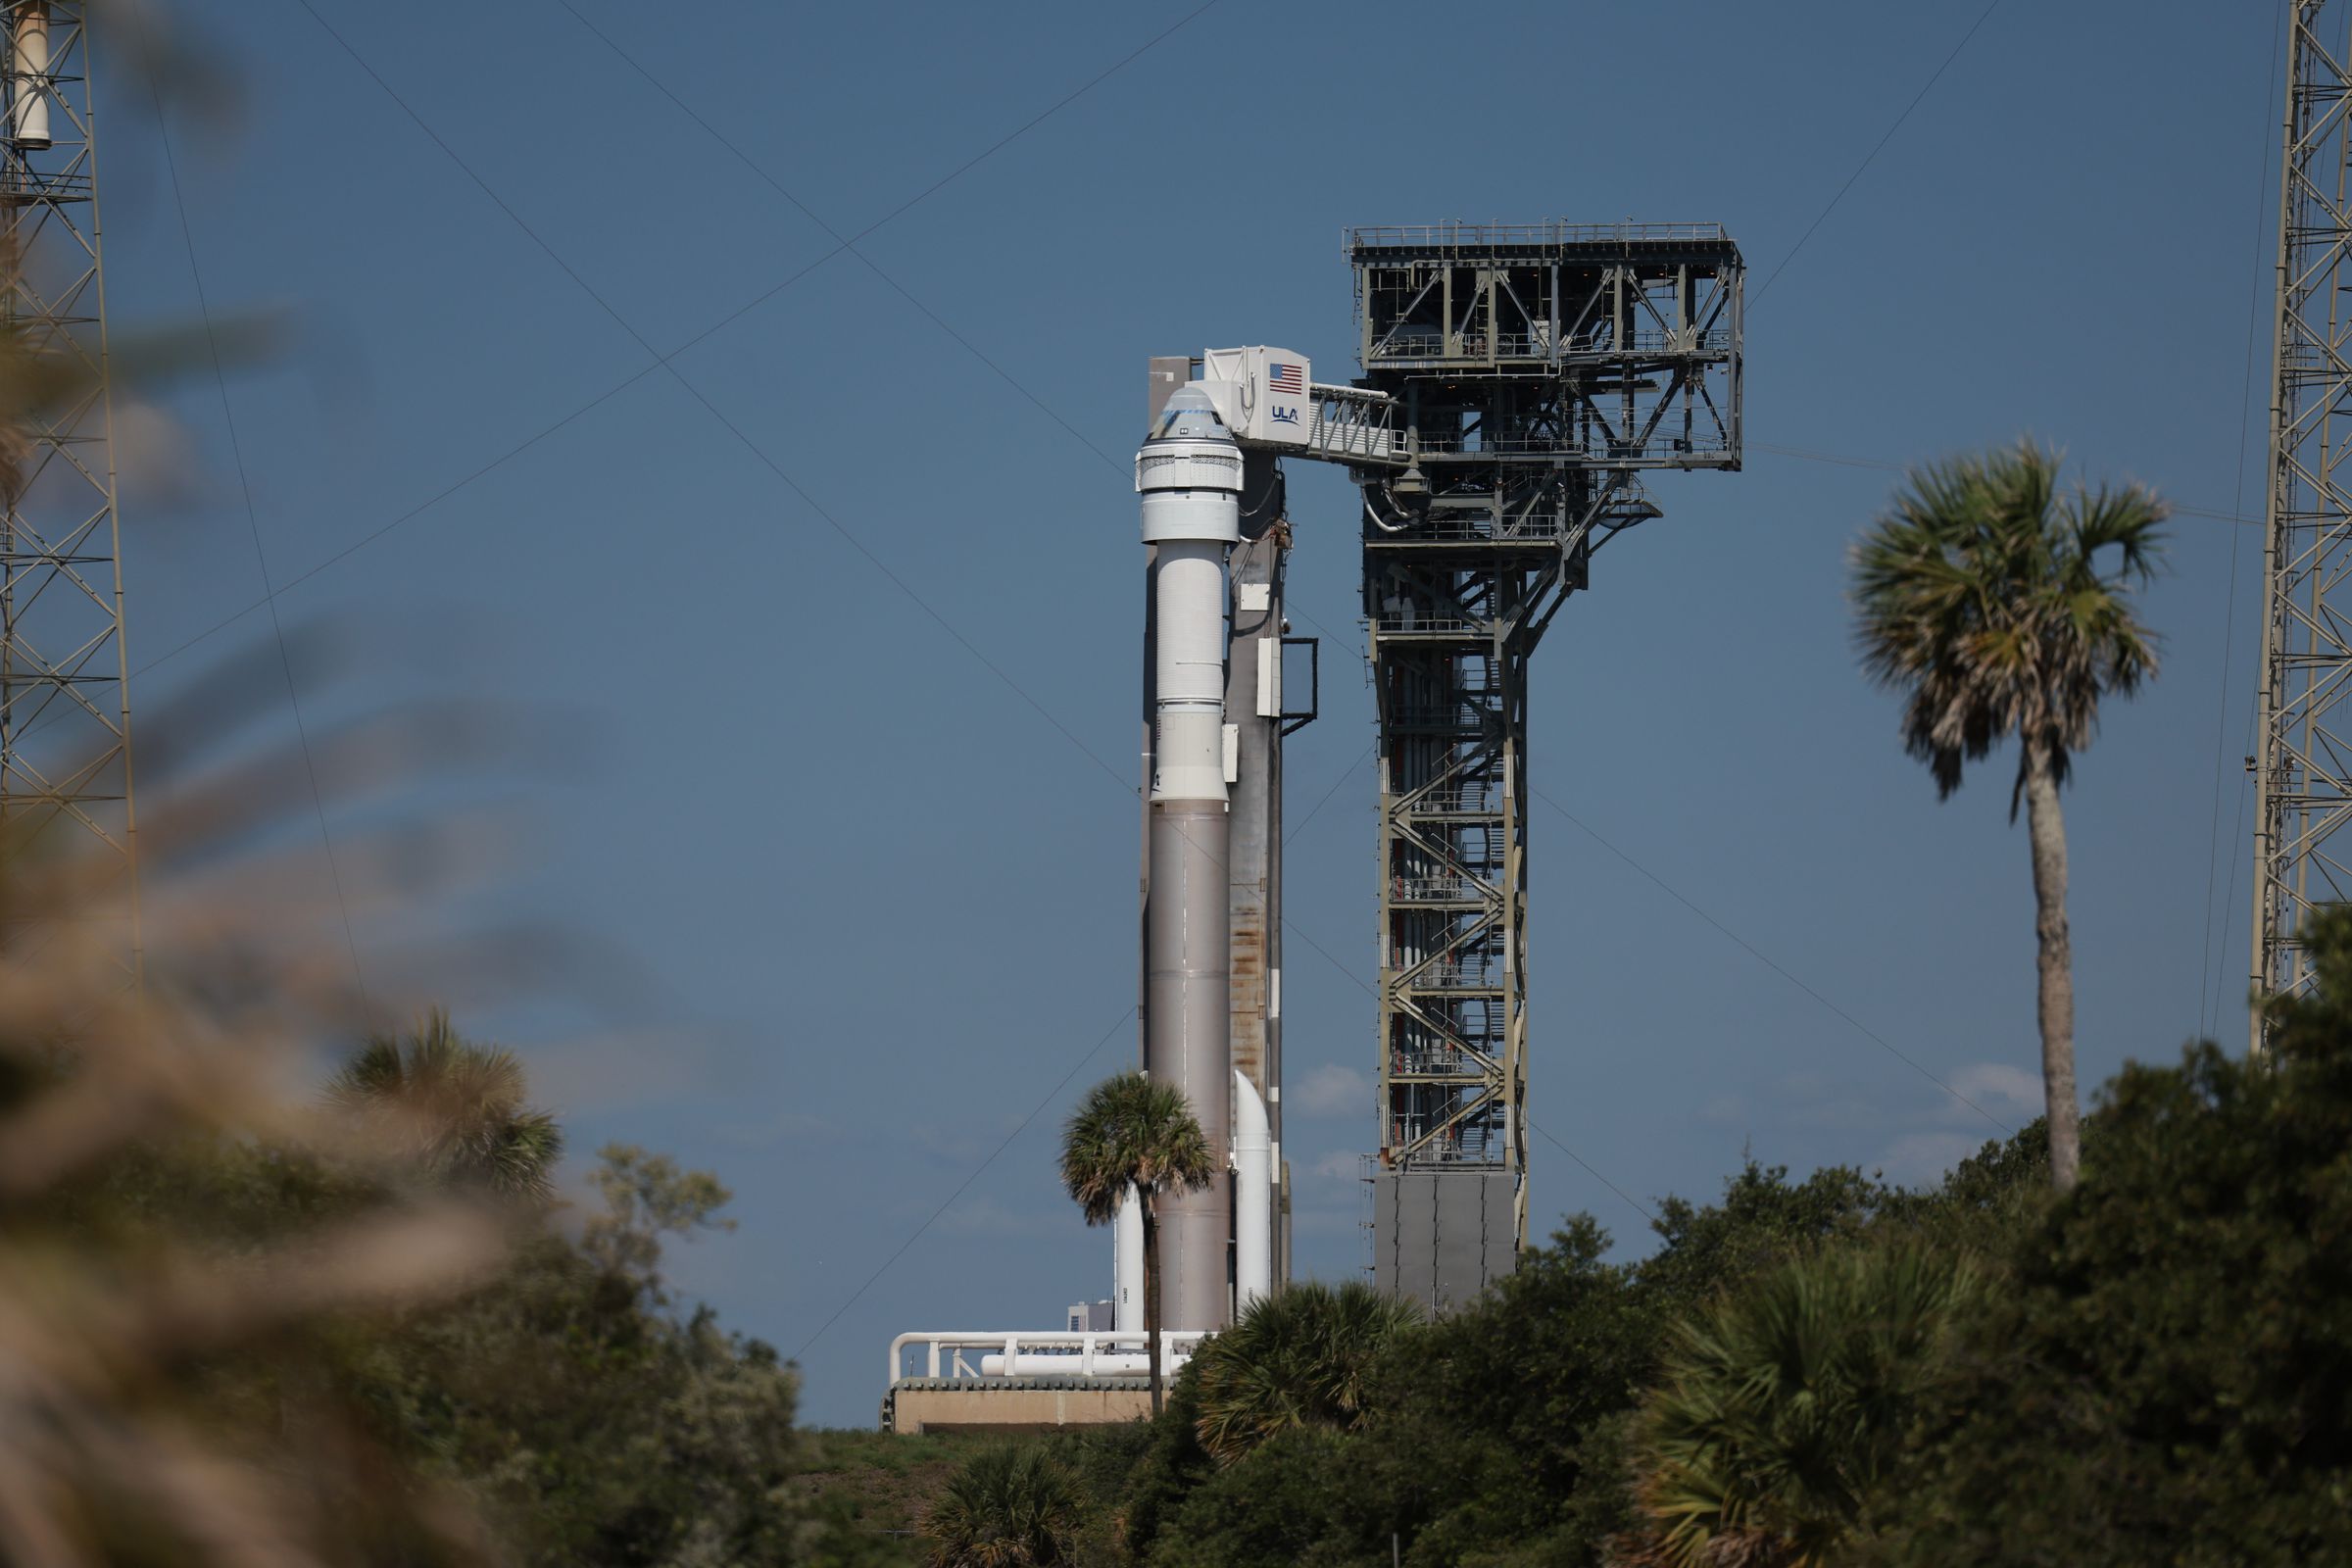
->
[885,220,1744,1420]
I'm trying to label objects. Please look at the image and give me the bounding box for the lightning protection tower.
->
[1352,224,1741,1305]
[0,0,136,953]
[2252,0,2352,1047]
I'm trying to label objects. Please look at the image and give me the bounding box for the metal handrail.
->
[1349,221,1733,249]
[887,1330,1208,1385]
[1370,613,1480,633]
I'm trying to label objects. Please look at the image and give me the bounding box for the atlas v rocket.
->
[1118,384,1281,1335]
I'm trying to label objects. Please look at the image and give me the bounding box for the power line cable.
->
[1750,0,2005,307]
[1527,1119,1654,1224]
[291,0,1135,791]
[2200,5,2287,1042]
[140,19,371,1009]
[650,0,1225,375]
[549,0,1126,470]
[791,1004,1134,1362]
[1284,741,1372,847]
[102,0,1218,692]
[1751,441,2252,525]
[1532,784,2012,1135]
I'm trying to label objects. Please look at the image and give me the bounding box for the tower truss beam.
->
[2253,0,2352,1043]
[0,0,135,951]
[1350,224,1740,1303]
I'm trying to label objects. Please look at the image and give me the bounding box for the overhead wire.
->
[138,16,372,1009]
[102,0,1220,689]
[1531,786,2011,1136]
[790,1004,1135,1362]
[290,0,1136,791]
[1749,0,2005,307]
[2199,5,2287,1043]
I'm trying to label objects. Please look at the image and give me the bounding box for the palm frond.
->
[1850,438,2167,810]
[1629,1246,1984,1568]
[1058,1072,1213,1225]
[1190,1281,1422,1463]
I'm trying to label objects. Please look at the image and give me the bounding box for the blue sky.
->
[110,0,2277,1424]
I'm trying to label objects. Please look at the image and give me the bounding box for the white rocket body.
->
[1136,388,1241,1333]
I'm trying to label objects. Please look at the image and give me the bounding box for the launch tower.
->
[1349,224,1741,1304]
[2252,0,2352,1043]
[0,1,136,955]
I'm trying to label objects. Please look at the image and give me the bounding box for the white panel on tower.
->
[1202,346,1312,448]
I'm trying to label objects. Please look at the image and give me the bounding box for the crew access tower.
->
[1345,224,1742,1303]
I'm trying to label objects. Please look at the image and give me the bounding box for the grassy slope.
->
[800,1429,1008,1558]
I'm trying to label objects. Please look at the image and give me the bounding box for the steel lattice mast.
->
[0,0,136,949]
[2251,0,2352,1047]
[1348,225,1741,1303]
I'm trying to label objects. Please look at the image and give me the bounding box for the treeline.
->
[8,997,896,1567]
[912,911,2352,1568]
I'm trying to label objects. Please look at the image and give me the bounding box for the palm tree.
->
[1058,1071,1215,1417]
[1189,1279,1421,1463]
[325,1008,563,1200]
[1627,1245,1984,1568]
[921,1446,1084,1567]
[1851,440,2165,1192]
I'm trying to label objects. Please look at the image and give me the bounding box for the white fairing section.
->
[1114,1183,1144,1334]
[1234,1069,1272,1312]
[1139,394,1240,808]
[1152,542,1228,801]
[12,3,49,151]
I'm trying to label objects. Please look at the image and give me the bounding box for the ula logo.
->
[1270,405,1300,425]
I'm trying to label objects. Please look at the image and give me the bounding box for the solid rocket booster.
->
[1137,387,1241,1333]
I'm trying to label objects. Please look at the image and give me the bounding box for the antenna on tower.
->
[0,0,138,970]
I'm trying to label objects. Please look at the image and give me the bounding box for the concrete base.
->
[883,1378,1153,1435]
[1372,1168,1519,1313]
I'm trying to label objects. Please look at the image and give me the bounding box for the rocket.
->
[1124,386,1276,1332]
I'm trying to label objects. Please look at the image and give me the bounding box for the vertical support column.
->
[1225,450,1287,1299]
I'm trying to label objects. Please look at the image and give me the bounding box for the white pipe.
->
[884,1331,1207,1385]
[980,1350,1179,1377]
[1233,1069,1272,1312]
[1113,1182,1144,1333]
[12,2,49,152]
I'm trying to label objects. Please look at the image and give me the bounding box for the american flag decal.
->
[1267,362,1305,394]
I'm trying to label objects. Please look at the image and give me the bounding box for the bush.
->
[1623,1246,1983,1566]
[1865,918,2352,1567]
[922,1446,1087,1567]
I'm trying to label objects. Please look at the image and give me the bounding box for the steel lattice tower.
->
[2252,0,2352,1046]
[0,0,136,942]
[1350,225,1740,1304]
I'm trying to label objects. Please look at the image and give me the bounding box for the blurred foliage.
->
[0,851,886,1565]
[326,1008,564,1201]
